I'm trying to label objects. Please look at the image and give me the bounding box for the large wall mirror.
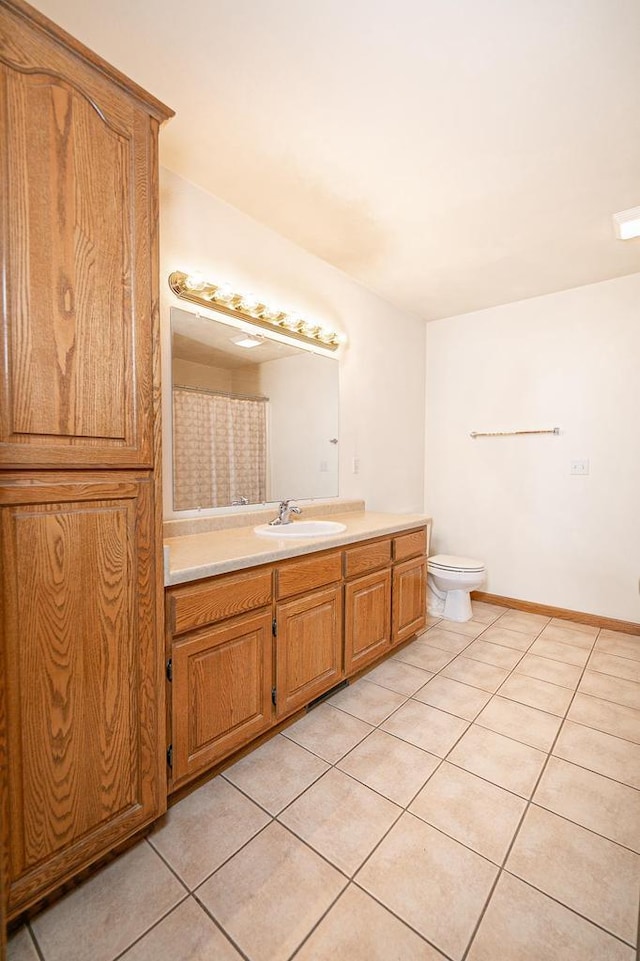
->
[170,307,339,511]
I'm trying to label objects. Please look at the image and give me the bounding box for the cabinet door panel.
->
[0,8,159,467]
[276,586,343,717]
[345,570,391,674]
[0,473,164,914]
[392,558,427,645]
[171,611,273,786]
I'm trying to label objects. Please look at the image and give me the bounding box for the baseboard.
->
[471,591,640,637]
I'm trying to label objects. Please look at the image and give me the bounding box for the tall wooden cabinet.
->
[0,0,173,922]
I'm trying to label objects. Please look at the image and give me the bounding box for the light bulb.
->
[240,292,259,312]
[214,282,234,304]
[185,270,206,291]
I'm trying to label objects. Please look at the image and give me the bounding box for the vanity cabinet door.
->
[344,569,391,675]
[392,557,427,645]
[0,472,165,916]
[275,586,343,718]
[170,611,273,787]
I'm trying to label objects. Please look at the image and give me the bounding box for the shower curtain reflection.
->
[172,386,267,510]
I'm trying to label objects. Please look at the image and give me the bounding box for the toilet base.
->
[427,580,473,622]
[442,589,473,622]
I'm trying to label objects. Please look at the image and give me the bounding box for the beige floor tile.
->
[393,641,455,673]
[529,636,589,667]
[428,619,486,639]
[197,822,346,961]
[466,872,634,961]
[553,720,640,789]
[464,639,524,670]
[448,725,547,798]
[381,700,469,757]
[413,675,492,720]
[7,928,39,961]
[515,653,582,689]
[279,768,401,875]
[327,678,407,725]
[149,777,270,889]
[282,703,373,763]
[223,733,329,814]
[549,617,599,638]
[579,669,640,710]
[499,673,573,716]
[337,729,440,806]
[295,884,447,961]
[476,625,535,651]
[119,898,243,961]
[506,804,640,945]
[537,623,595,650]
[440,655,510,692]
[534,756,640,852]
[475,696,562,751]
[425,614,443,628]
[364,658,434,695]
[357,812,498,960]
[595,629,640,662]
[568,692,640,744]
[31,843,185,961]
[421,625,475,652]
[588,650,640,682]
[471,600,508,623]
[409,761,526,864]
[495,610,550,635]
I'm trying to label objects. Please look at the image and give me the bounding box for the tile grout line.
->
[299,607,640,959]
[21,607,639,961]
[25,925,46,961]
[497,866,639,950]
[288,611,639,958]
[459,622,607,961]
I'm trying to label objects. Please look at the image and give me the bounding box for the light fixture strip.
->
[168,271,341,351]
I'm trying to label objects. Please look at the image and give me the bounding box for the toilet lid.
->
[428,553,485,573]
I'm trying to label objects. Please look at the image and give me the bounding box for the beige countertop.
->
[164,510,431,586]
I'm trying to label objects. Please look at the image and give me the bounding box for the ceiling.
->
[32,0,640,320]
[171,307,302,368]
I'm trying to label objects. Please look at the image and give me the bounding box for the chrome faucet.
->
[269,499,301,525]
[231,495,249,506]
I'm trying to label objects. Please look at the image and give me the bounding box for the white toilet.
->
[427,554,486,622]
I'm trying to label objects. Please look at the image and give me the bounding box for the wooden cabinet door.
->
[0,4,170,468]
[276,586,343,718]
[392,557,427,645]
[344,570,391,675]
[170,611,273,787]
[0,472,165,916]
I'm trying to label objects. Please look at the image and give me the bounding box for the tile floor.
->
[8,603,640,961]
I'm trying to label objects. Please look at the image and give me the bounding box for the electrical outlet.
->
[352,457,360,474]
[570,459,590,475]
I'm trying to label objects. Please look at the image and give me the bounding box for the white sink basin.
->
[254,520,347,538]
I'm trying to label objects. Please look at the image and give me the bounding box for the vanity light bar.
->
[168,270,341,351]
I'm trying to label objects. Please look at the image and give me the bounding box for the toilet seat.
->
[428,553,485,573]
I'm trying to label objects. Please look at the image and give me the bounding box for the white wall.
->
[258,353,339,501]
[425,272,640,621]
[160,167,426,518]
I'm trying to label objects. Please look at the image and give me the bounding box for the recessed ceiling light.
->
[231,334,262,349]
[613,206,640,240]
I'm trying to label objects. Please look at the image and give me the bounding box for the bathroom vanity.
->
[164,511,430,792]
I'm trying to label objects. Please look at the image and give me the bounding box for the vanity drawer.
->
[276,551,342,600]
[393,528,427,562]
[343,538,392,579]
[169,567,273,636]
